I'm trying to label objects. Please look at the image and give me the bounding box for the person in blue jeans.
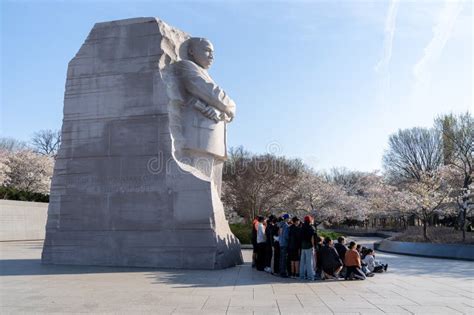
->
[300,215,316,280]
[278,214,290,277]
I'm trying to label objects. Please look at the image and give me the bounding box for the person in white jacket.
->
[255,216,267,271]
[363,249,388,273]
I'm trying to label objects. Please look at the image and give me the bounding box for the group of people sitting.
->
[252,214,388,281]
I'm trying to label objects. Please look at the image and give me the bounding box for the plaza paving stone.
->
[0,237,472,314]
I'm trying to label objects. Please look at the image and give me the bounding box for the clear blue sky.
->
[1,0,472,172]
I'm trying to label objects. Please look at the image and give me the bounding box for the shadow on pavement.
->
[145,261,330,288]
[0,256,319,287]
[0,259,152,276]
[1,239,472,284]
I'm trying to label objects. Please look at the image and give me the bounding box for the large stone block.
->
[42,17,243,269]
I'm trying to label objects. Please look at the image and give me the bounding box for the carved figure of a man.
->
[175,38,236,195]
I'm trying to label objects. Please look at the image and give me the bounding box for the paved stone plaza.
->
[1,237,473,314]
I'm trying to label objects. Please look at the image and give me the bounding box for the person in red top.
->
[251,217,259,267]
[344,241,366,280]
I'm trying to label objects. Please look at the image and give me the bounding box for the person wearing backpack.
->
[299,216,316,281]
[278,214,290,277]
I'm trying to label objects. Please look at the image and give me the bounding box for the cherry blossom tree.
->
[0,149,11,186]
[3,149,54,194]
[401,169,453,241]
[436,112,473,241]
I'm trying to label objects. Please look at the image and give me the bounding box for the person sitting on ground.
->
[320,237,343,280]
[334,236,348,277]
[344,241,366,280]
[288,216,302,278]
[360,246,369,260]
[356,244,374,276]
[363,249,388,273]
[334,236,348,261]
[255,216,266,271]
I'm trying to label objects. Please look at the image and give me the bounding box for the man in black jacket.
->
[320,237,343,279]
[288,217,302,278]
[334,236,348,277]
[334,236,347,260]
[264,215,276,273]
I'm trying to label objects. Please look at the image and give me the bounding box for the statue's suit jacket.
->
[175,60,236,160]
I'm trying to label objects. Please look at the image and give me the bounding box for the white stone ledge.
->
[0,200,48,241]
[375,238,474,261]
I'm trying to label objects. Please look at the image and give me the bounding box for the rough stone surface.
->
[41,17,242,269]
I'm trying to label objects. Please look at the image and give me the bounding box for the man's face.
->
[190,40,214,69]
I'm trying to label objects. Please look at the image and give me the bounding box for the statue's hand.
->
[202,106,220,123]
[220,112,233,123]
[226,108,235,120]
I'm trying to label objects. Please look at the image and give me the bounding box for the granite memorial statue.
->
[174,37,236,197]
[42,17,243,269]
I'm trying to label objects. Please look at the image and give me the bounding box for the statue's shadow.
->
[3,241,472,287]
[0,240,295,287]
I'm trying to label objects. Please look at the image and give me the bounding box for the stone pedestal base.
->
[43,230,242,269]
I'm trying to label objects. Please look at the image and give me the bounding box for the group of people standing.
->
[252,214,388,281]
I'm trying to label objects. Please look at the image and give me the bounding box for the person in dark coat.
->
[264,215,276,273]
[278,214,290,277]
[320,237,343,279]
[334,236,347,262]
[288,216,302,278]
[334,236,348,277]
[271,216,281,274]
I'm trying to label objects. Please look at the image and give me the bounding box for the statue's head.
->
[188,37,214,69]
